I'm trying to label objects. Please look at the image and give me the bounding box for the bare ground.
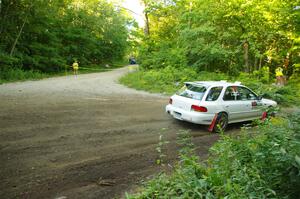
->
[0,67,239,199]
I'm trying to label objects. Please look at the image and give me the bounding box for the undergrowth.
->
[120,66,300,106]
[126,112,300,198]
[0,61,127,84]
[0,68,47,84]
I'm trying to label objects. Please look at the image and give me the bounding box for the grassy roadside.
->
[0,61,127,84]
[126,114,300,198]
[0,68,48,84]
[120,67,300,106]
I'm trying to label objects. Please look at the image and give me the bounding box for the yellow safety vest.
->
[72,62,79,70]
[275,67,283,77]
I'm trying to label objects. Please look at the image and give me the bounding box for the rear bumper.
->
[165,104,215,125]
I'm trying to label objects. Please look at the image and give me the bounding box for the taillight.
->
[169,98,173,104]
[191,105,207,112]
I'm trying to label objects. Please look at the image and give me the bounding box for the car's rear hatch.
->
[171,83,207,111]
[172,95,202,111]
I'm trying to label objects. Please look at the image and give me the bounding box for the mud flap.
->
[208,113,219,132]
[261,111,267,121]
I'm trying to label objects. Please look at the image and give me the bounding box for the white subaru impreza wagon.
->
[166,81,277,132]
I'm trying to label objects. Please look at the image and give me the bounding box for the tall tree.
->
[0,0,131,73]
[137,0,300,76]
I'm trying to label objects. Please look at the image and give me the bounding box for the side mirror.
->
[257,95,262,100]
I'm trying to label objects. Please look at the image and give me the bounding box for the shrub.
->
[0,68,46,83]
[120,68,299,106]
[0,52,22,70]
[120,67,229,95]
[126,113,300,199]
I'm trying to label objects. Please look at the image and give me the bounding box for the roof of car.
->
[184,81,243,87]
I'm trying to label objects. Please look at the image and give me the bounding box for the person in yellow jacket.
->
[275,67,284,85]
[72,61,79,76]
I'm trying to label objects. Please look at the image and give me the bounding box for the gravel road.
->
[0,67,225,199]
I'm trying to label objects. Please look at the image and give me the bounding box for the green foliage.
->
[252,66,270,83]
[139,43,187,70]
[120,69,300,106]
[120,67,227,94]
[156,128,169,166]
[127,113,300,199]
[0,68,46,84]
[0,0,130,78]
[208,114,300,198]
[139,0,300,76]
[0,53,22,69]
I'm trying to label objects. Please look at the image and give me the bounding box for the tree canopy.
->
[0,0,131,73]
[139,0,300,77]
[1,0,299,78]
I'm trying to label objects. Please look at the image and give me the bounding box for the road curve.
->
[0,66,221,199]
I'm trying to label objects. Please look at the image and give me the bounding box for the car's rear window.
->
[176,84,207,100]
[206,86,223,101]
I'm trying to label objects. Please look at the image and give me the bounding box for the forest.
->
[138,0,300,77]
[1,0,299,82]
[0,0,132,82]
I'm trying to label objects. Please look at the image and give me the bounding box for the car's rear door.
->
[222,86,251,122]
[237,86,263,118]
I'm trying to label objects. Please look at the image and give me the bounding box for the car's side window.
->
[237,87,257,100]
[223,86,238,101]
[206,86,223,101]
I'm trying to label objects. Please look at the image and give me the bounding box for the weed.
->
[126,113,300,198]
[0,68,47,84]
[156,128,169,166]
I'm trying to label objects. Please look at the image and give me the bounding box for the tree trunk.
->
[254,57,257,71]
[259,56,262,70]
[144,12,150,36]
[243,41,249,73]
[188,1,192,28]
[9,12,29,56]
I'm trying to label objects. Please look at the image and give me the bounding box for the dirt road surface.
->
[0,67,236,199]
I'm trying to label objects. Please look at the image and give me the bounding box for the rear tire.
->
[213,112,228,133]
